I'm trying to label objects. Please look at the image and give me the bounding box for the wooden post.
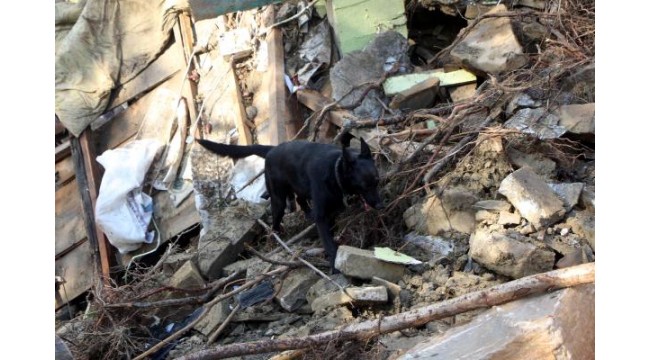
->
[263,5,290,144]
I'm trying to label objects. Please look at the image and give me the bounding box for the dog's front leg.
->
[314,218,340,274]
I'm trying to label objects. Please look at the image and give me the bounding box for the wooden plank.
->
[55,179,87,256]
[55,155,75,191]
[296,89,347,128]
[264,5,289,144]
[95,70,188,153]
[105,40,183,111]
[55,140,71,162]
[229,60,253,145]
[175,12,200,126]
[55,240,95,309]
[188,0,282,21]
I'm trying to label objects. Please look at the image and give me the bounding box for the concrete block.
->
[566,210,595,251]
[275,268,320,312]
[506,147,557,179]
[498,210,522,226]
[469,229,556,279]
[371,276,401,302]
[397,284,595,360]
[498,168,566,228]
[311,286,388,312]
[306,273,351,304]
[404,187,478,236]
[334,245,405,283]
[168,260,206,290]
[194,300,230,336]
[548,182,585,211]
[473,200,512,212]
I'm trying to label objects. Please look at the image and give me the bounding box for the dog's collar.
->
[334,155,344,192]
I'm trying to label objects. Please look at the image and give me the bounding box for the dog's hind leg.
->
[295,196,313,220]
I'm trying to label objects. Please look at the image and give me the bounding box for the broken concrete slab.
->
[196,201,266,280]
[565,210,595,251]
[383,69,476,97]
[311,286,389,312]
[330,30,410,119]
[194,300,230,336]
[326,0,408,54]
[450,4,528,75]
[403,232,455,263]
[473,200,512,212]
[555,103,595,134]
[504,108,566,140]
[371,276,401,302]
[404,187,478,236]
[548,182,584,211]
[469,229,556,279]
[388,76,439,110]
[498,168,566,229]
[306,273,351,305]
[506,147,557,179]
[334,245,405,283]
[168,260,206,290]
[275,268,320,312]
[498,210,522,226]
[397,284,594,360]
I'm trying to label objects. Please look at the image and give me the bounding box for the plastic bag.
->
[95,139,162,254]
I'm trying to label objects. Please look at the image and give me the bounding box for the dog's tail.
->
[196,139,273,159]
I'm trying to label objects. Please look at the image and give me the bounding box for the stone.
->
[334,245,405,283]
[389,77,440,110]
[196,202,266,280]
[548,182,585,211]
[475,210,498,224]
[448,83,477,103]
[556,248,589,268]
[506,147,557,179]
[306,274,351,304]
[372,276,402,302]
[326,0,407,54]
[403,232,455,263]
[449,4,528,75]
[404,187,478,236]
[162,252,195,277]
[565,210,595,251]
[55,335,74,360]
[469,229,556,279]
[275,268,320,312]
[168,260,206,290]
[555,103,595,134]
[498,210,521,225]
[498,168,566,228]
[505,92,542,116]
[504,108,565,140]
[222,258,259,280]
[330,30,409,119]
[194,300,231,336]
[311,286,388,312]
[397,284,595,360]
[473,200,512,212]
[579,185,595,212]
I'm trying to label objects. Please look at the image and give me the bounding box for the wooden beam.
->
[188,0,282,21]
[55,140,71,162]
[295,89,348,127]
[264,5,290,144]
[71,132,113,283]
[174,12,200,126]
[229,60,253,145]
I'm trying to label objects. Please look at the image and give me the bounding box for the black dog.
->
[197,138,383,272]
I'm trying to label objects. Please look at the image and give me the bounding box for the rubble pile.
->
[55,0,595,359]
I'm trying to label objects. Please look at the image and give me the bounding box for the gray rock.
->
[469,229,556,279]
[194,300,231,336]
[565,210,595,251]
[306,273,351,304]
[372,276,402,302]
[498,210,521,225]
[555,103,595,134]
[504,108,566,140]
[498,168,566,228]
[449,4,528,75]
[397,284,595,360]
[334,245,406,283]
[579,185,595,212]
[548,182,585,211]
[473,200,512,212]
[168,260,206,290]
[404,187,478,236]
[403,232,455,263]
[275,268,320,312]
[311,286,388,312]
[56,336,74,360]
[506,147,557,179]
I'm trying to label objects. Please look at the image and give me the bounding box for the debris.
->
[371,277,402,302]
[448,83,477,103]
[469,229,556,279]
[579,185,595,212]
[334,245,406,283]
[504,108,566,140]
[326,0,408,54]
[193,300,230,336]
[449,4,528,75]
[505,92,542,116]
[374,247,423,265]
[237,280,275,308]
[506,147,557,179]
[555,103,595,135]
[473,200,512,212]
[56,335,74,360]
[306,274,351,304]
[275,268,320,312]
[565,210,595,251]
[169,260,206,290]
[293,19,333,87]
[548,182,585,211]
[404,187,478,236]
[219,28,253,60]
[388,77,440,110]
[498,168,566,229]
[196,201,266,280]
[311,286,389,312]
[497,210,522,226]
[556,248,591,269]
[397,284,594,359]
[403,233,455,263]
[383,69,476,97]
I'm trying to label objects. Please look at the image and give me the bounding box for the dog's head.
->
[341,138,384,210]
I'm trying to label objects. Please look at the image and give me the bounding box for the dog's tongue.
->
[363,201,371,211]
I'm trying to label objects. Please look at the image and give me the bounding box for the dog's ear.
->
[340,132,354,149]
[359,137,371,159]
[342,147,355,168]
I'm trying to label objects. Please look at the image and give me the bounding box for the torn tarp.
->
[55,0,189,137]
